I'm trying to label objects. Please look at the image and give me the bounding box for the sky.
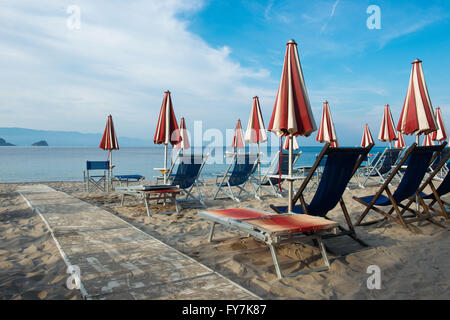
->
[0,0,449,146]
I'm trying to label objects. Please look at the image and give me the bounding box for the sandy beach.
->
[1,177,448,300]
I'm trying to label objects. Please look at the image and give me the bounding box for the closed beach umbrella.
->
[423,133,434,146]
[268,39,317,212]
[244,96,267,196]
[175,117,190,151]
[232,119,245,152]
[397,59,437,144]
[395,132,406,148]
[431,107,448,143]
[361,124,374,148]
[99,114,119,177]
[378,104,397,148]
[316,101,338,148]
[154,90,181,183]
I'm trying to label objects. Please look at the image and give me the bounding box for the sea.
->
[0,146,386,183]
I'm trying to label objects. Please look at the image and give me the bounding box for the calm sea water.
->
[0,146,386,183]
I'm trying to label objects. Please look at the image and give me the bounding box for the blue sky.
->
[0,0,449,146]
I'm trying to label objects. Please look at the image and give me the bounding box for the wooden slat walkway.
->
[18,185,259,300]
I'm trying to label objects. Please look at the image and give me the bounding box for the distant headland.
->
[32,140,48,146]
[0,138,15,146]
[0,127,151,147]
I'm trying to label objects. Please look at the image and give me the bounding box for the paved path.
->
[18,185,259,300]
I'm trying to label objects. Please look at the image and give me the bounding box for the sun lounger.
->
[214,153,259,202]
[83,161,110,192]
[257,151,302,197]
[113,174,145,187]
[115,185,182,216]
[353,143,446,231]
[270,143,373,246]
[198,208,339,279]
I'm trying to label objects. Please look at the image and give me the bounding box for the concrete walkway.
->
[18,185,259,300]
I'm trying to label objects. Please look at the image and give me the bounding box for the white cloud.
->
[0,0,271,137]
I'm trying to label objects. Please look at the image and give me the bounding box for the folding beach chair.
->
[214,153,259,202]
[83,161,110,192]
[166,154,208,208]
[427,147,450,180]
[257,150,302,197]
[198,208,339,279]
[360,148,402,187]
[270,143,373,246]
[353,143,446,231]
[353,152,381,188]
[405,151,450,220]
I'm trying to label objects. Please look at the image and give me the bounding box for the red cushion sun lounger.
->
[198,208,339,279]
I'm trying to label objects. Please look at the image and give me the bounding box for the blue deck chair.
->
[360,148,403,187]
[353,143,446,231]
[270,143,373,245]
[405,150,450,220]
[83,161,110,192]
[167,154,208,208]
[257,151,302,197]
[214,153,259,202]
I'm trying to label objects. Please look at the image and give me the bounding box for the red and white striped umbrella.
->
[175,117,190,150]
[316,101,338,148]
[423,133,434,146]
[394,132,406,148]
[244,96,267,197]
[154,90,181,182]
[99,114,119,173]
[283,135,299,150]
[397,59,437,141]
[100,114,119,151]
[431,107,448,142]
[361,124,374,148]
[232,119,245,150]
[268,39,317,212]
[378,104,397,146]
[244,96,268,144]
[154,90,181,146]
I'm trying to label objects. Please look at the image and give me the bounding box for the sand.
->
[0,177,449,300]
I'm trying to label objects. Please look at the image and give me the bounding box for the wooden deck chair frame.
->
[256,150,302,198]
[270,143,374,247]
[199,208,339,279]
[353,143,446,232]
[213,153,260,202]
[405,151,450,220]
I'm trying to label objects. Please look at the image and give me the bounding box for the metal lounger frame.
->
[199,209,337,279]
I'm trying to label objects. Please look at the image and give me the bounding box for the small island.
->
[0,138,15,146]
[32,140,49,146]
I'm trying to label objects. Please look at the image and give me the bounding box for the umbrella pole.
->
[109,150,112,192]
[164,144,168,184]
[416,135,419,145]
[257,142,261,197]
[288,135,293,213]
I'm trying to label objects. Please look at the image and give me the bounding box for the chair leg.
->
[268,243,283,279]
[208,222,216,242]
